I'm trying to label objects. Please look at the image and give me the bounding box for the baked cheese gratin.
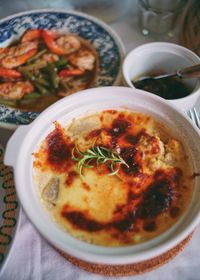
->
[33,110,194,246]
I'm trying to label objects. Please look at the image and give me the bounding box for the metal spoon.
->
[134,64,200,84]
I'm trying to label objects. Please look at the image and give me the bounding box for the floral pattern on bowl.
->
[0,10,124,129]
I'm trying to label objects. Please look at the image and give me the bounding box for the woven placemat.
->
[0,145,19,267]
[56,232,193,276]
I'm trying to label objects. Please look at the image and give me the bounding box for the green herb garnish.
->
[72,145,129,178]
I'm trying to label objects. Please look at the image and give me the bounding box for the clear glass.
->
[138,0,186,38]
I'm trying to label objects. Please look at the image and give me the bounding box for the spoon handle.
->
[178,64,200,79]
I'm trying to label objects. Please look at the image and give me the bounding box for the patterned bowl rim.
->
[0,8,125,130]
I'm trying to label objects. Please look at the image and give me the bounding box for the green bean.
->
[37,76,50,87]
[0,98,17,107]
[21,70,36,83]
[19,60,47,72]
[46,64,60,89]
[21,70,51,95]
[33,82,49,95]
[27,49,47,64]
[59,80,69,91]
[22,92,41,99]
[54,58,68,69]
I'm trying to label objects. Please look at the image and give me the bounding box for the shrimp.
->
[0,41,38,69]
[0,67,21,78]
[41,53,59,63]
[41,30,65,55]
[0,47,15,61]
[58,68,85,78]
[21,29,41,42]
[42,30,81,55]
[0,48,8,60]
[68,49,96,71]
[0,81,33,100]
[56,35,81,55]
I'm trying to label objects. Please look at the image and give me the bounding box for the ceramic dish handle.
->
[4,125,31,167]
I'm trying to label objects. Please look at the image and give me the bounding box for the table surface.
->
[0,1,200,280]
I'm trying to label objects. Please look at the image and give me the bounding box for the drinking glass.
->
[138,0,186,37]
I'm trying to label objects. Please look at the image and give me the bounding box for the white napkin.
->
[0,209,200,280]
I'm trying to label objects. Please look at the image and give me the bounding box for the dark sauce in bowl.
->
[133,76,191,100]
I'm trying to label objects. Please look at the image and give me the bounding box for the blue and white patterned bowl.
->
[0,9,125,129]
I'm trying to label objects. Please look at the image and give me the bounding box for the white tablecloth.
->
[1,210,200,280]
[1,4,200,279]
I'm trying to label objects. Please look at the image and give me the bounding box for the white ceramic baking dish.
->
[4,86,200,265]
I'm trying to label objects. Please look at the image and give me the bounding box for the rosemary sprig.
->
[72,145,129,178]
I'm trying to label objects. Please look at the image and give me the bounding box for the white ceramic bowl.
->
[4,86,200,265]
[123,42,200,111]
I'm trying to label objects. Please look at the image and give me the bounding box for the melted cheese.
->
[33,110,194,246]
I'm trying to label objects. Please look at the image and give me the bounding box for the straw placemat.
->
[55,232,193,276]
